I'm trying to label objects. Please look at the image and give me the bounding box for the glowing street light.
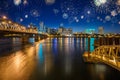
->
[2,16,7,19]
[8,21,12,24]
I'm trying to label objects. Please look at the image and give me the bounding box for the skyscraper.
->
[58,27,64,34]
[98,27,104,34]
[39,22,44,33]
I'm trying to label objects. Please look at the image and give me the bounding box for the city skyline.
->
[0,0,120,33]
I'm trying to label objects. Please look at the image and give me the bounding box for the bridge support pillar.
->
[119,38,120,45]
[35,35,40,42]
[107,38,109,45]
[101,37,104,45]
[21,34,29,44]
[88,37,90,53]
[112,37,115,45]
[40,35,46,40]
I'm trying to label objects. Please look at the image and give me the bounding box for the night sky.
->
[0,0,120,33]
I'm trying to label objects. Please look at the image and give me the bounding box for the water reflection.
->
[85,38,95,52]
[90,38,95,52]
[52,38,58,56]
[29,38,35,43]
[0,38,22,54]
[0,45,37,80]
[38,43,44,64]
[0,38,119,80]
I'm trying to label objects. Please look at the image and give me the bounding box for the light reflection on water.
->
[0,46,37,80]
[90,38,95,52]
[85,38,95,52]
[38,43,44,64]
[29,38,35,43]
[0,38,120,80]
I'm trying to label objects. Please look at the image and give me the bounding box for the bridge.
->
[0,18,48,42]
[83,45,120,71]
[73,32,120,38]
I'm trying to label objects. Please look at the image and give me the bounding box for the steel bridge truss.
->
[0,19,37,34]
[90,45,120,71]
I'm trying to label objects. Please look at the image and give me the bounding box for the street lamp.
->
[2,16,7,19]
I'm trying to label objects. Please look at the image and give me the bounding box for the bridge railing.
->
[90,45,120,70]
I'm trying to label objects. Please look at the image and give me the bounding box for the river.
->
[0,38,120,80]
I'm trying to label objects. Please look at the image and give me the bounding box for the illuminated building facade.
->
[85,29,95,34]
[98,27,104,34]
[58,27,73,36]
